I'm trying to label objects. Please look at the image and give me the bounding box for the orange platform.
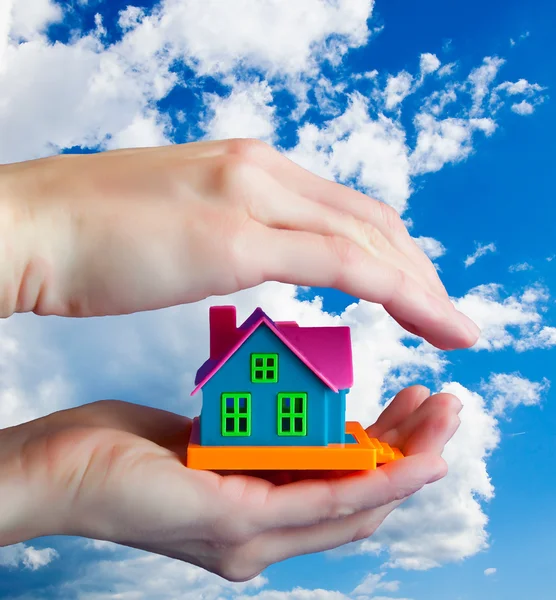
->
[186,417,403,470]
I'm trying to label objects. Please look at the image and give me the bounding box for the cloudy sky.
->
[0,0,555,598]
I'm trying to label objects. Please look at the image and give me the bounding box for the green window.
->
[221,393,251,436]
[277,393,307,436]
[251,353,278,383]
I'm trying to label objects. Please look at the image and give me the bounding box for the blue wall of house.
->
[327,387,347,443]
[199,324,348,446]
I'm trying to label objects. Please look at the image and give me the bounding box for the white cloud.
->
[286,94,412,212]
[455,283,556,352]
[481,373,550,416]
[490,78,546,114]
[313,76,348,116]
[413,236,446,260]
[520,285,549,304]
[509,262,533,272]
[511,100,534,115]
[464,242,496,267]
[384,71,414,109]
[0,26,176,162]
[496,79,544,96]
[468,57,505,115]
[484,567,497,576]
[367,597,412,600]
[85,540,122,552]
[422,86,458,116]
[61,551,267,600]
[0,0,14,72]
[237,590,347,600]
[352,381,498,570]
[0,316,75,428]
[201,79,277,143]
[57,551,414,600]
[9,0,62,42]
[437,62,456,77]
[0,0,375,162]
[351,572,401,596]
[105,110,172,150]
[0,543,58,570]
[55,548,409,600]
[410,114,496,176]
[156,0,373,77]
[354,69,379,81]
[419,52,441,76]
[118,6,145,32]
[510,31,530,46]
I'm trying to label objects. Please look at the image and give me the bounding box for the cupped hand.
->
[14,385,460,581]
[2,139,478,349]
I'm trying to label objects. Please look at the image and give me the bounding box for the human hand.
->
[0,385,460,581]
[1,139,478,349]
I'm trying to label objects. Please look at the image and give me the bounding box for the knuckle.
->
[216,552,264,583]
[328,234,361,268]
[361,221,393,254]
[379,201,405,233]
[352,522,379,543]
[211,155,259,204]
[225,138,273,161]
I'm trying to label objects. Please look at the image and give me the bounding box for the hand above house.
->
[0,138,479,350]
[0,385,460,581]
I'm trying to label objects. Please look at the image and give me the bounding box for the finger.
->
[99,139,450,304]
[248,451,446,532]
[250,499,403,569]
[236,140,450,301]
[378,393,463,453]
[238,221,479,349]
[366,385,430,439]
[391,312,479,351]
[402,398,462,456]
[239,172,444,303]
[62,400,192,457]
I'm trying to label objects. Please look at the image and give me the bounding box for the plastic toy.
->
[185,306,403,470]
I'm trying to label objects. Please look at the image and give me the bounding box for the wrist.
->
[0,422,64,546]
[0,158,77,317]
[0,163,33,317]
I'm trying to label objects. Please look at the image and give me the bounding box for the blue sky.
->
[0,0,555,598]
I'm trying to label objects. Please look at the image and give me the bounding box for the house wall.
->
[326,388,347,444]
[199,325,346,446]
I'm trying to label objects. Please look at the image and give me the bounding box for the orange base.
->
[185,417,403,470]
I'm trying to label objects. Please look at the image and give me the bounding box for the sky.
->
[0,0,555,598]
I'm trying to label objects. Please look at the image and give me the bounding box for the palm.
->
[33,385,460,581]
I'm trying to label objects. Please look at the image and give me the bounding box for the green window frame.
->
[277,392,307,436]
[251,353,278,383]
[221,393,251,436]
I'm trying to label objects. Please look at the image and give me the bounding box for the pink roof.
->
[191,306,353,395]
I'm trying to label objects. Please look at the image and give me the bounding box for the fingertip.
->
[411,384,431,400]
[427,456,448,484]
[458,311,481,339]
[428,392,463,414]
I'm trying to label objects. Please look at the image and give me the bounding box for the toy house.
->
[185,305,403,471]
